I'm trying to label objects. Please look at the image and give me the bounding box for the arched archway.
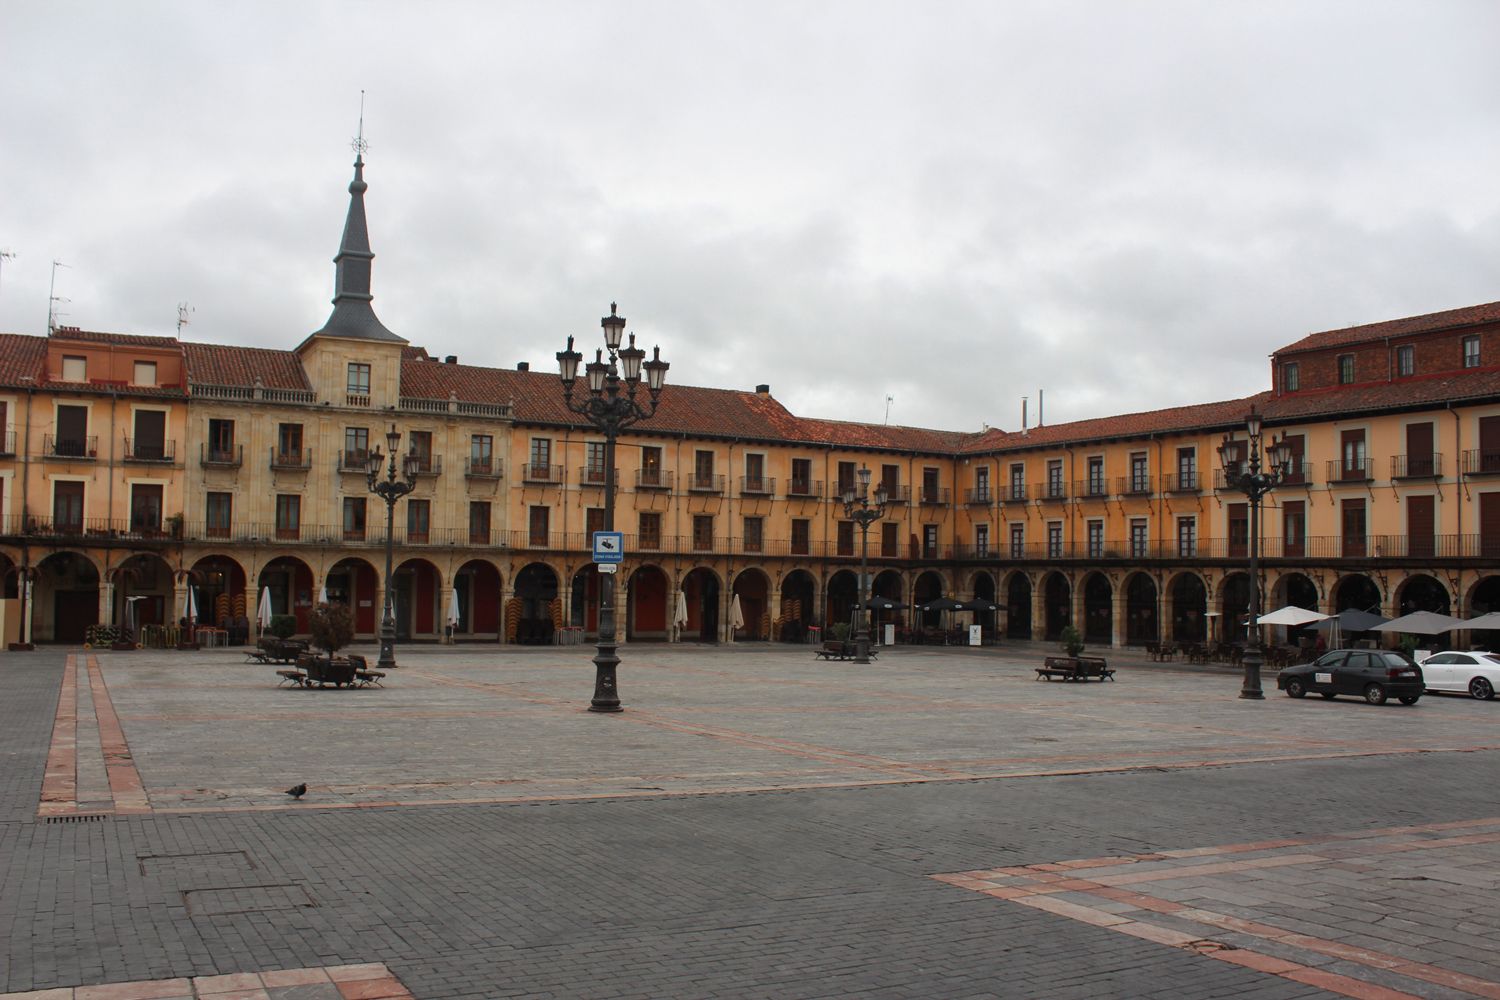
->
[1006,573,1032,640]
[681,567,720,643]
[970,571,999,636]
[258,556,314,633]
[111,553,174,632]
[1220,572,1250,643]
[394,558,441,640]
[1467,575,1500,649]
[1170,573,1207,642]
[778,569,816,641]
[732,569,770,640]
[870,569,905,638]
[625,564,668,641]
[827,569,860,632]
[1082,573,1112,645]
[1042,572,1071,641]
[453,559,502,638]
[1125,572,1158,645]
[35,551,99,643]
[191,555,247,631]
[1397,574,1450,616]
[512,563,559,644]
[1273,572,1319,611]
[1334,574,1381,614]
[912,570,944,628]
[0,552,20,599]
[326,556,380,635]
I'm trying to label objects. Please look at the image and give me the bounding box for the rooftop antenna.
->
[177,301,193,335]
[884,394,894,425]
[48,259,70,334]
[1022,396,1028,433]
[0,249,14,299]
[351,89,368,158]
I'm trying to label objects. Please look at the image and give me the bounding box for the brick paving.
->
[1,643,1498,998]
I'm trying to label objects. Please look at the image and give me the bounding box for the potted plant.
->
[1059,625,1085,658]
[309,602,354,665]
[166,513,184,539]
[269,614,297,640]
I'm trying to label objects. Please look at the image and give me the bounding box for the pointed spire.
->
[311,131,404,343]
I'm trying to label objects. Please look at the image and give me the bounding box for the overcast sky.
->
[3,2,1498,432]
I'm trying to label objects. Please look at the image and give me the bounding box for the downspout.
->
[108,389,118,522]
[1449,402,1462,608]
[20,388,33,522]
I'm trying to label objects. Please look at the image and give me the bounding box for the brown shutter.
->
[1481,416,1500,472]
[1481,492,1500,557]
[1341,498,1366,557]
[1407,495,1435,558]
[1340,429,1366,480]
[1282,500,1305,558]
[1405,422,1434,477]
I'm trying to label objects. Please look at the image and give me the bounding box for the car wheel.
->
[1285,678,1307,698]
[1398,694,1420,705]
[1470,677,1495,701]
[1320,692,1337,700]
[1364,683,1388,706]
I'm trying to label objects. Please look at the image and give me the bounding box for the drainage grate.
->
[45,814,109,824]
[183,884,315,917]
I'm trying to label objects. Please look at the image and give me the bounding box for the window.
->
[837,461,857,497]
[694,450,716,490]
[975,523,989,557]
[470,434,493,475]
[275,495,300,539]
[131,409,166,460]
[132,361,157,387]
[1338,354,1355,384]
[1177,517,1197,558]
[744,453,766,492]
[880,464,900,495]
[1280,433,1306,483]
[1281,362,1299,393]
[277,423,303,464]
[1341,429,1367,480]
[791,519,810,555]
[1283,500,1305,558]
[1464,335,1481,368]
[1228,502,1248,558]
[342,497,367,540]
[743,516,764,553]
[1342,497,1367,557]
[1086,520,1104,558]
[529,506,549,546]
[206,492,232,538]
[408,431,433,474]
[836,521,855,556]
[1047,459,1064,497]
[1046,523,1063,559]
[468,502,491,544]
[639,512,662,549]
[407,499,430,543]
[692,515,714,551]
[974,467,990,502]
[344,427,369,468]
[1129,518,1148,558]
[585,507,605,538]
[207,419,235,462]
[1129,452,1149,493]
[53,481,84,531]
[583,442,607,485]
[1176,447,1197,490]
[881,522,898,558]
[1395,345,1414,377]
[1009,462,1025,500]
[923,524,939,559]
[61,355,86,382]
[1010,524,1025,559]
[1086,457,1105,496]
[56,404,89,456]
[790,458,813,495]
[922,467,940,503]
[529,438,552,478]
[347,363,371,394]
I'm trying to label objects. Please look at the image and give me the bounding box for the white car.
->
[1416,651,1500,700]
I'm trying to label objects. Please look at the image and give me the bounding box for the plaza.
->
[2,644,1498,998]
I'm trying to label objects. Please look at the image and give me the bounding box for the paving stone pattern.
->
[2,645,1498,997]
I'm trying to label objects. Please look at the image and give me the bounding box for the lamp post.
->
[1217,407,1293,700]
[557,303,669,712]
[841,466,891,664]
[366,424,418,670]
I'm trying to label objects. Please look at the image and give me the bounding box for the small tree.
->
[1059,625,1085,658]
[309,602,355,659]
[829,621,851,642]
[1396,633,1420,657]
[269,614,297,640]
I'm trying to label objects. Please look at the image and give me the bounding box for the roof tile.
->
[1275,301,1500,355]
[184,342,313,391]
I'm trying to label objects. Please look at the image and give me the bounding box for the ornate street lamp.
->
[366,423,418,670]
[1217,407,1294,699]
[557,303,668,712]
[842,466,891,664]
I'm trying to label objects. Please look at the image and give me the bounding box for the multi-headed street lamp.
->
[841,466,891,665]
[557,304,669,712]
[1217,407,1294,700]
[366,424,418,670]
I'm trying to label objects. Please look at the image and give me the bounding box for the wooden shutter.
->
[1282,500,1305,558]
[1340,429,1366,480]
[1481,492,1500,557]
[1407,495,1435,558]
[1228,502,1248,558]
[1405,422,1434,477]
[1481,416,1500,472]
[1341,498,1366,557]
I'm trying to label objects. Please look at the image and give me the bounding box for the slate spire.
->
[311,151,403,343]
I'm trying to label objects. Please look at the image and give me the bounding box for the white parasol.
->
[317,582,329,605]
[446,587,461,628]
[1371,610,1465,635]
[255,587,273,630]
[673,591,689,629]
[184,585,198,626]
[1254,606,1330,627]
[729,593,745,643]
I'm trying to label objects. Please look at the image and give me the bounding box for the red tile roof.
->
[1275,301,1500,356]
[184,342,313,391]
[0,334,46,387]
[963,394,1271,454]
[49,326,181,349]
[1262,366,1500,423]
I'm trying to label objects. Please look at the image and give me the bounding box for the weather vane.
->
[350,89,369,157]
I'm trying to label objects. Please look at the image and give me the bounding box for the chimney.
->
[517,361,529,372]
[1038,388,1044,427]
[755,383,770,395]
[1022,396,1028,432]
[444,355,458,365]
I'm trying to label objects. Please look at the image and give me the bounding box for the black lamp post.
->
[841,466,891,664]
[557,303,668,712]
[1217,407,1293,700]
[366,423,418,670]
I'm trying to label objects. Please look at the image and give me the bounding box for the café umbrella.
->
[1253,606,1330,627]
[255,587,273,631]
[1371,610,1466,635]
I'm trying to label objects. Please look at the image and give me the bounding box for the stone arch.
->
[1005,571,1032,640]
[394,557,443,641]
[1220,571,1250,644]
[0,551,19,599]
[512,562,560,644]
[190,555,248,629]
[326,556,381,635]
[258,556,315,633]
[110,553,174,631]
[912,570,945,629]
[870,568,907,637]
[453,559,502,638]
[681,566,721,643]
[1082,572,1112,645]
[1124,572,1158,646]
[624,563,669,641]
[1396,573,1450,616]
[1333,573,1381,614]
[35,551,99,643]
[570,566,602,635]
[1169,572,1208,643]
[970,570,999,636]
[1466,575,1500,649]
[1042,571,1071,641]
[778,568,817,641]
[731,568,771,640]
[827,568,861,632]
[1271,571,1319,612]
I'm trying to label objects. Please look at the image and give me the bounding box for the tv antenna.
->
[48,259,71,333]
[884,394,894,425]
[0,249,14,298]
[177,301,194,335]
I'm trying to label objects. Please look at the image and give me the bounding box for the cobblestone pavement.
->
[2,644,1498,998]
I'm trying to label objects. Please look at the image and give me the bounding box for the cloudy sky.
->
[2,2,1498,432]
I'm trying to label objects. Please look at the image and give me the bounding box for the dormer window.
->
[1337,354,1355,385]
[1281,362,1299,393]
[132,361,157,387]
[347,362,371,395]
[1395,345,1414,377]
[1464,335,1480,368]
[61,355,86,382]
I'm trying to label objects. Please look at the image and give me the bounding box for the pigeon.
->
[285,783,307,799]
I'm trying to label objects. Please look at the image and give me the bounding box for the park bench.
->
[1035,655,1115,682]
[814,640,878,662]
[246,636,309,664]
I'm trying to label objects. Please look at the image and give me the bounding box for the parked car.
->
[1277,649,1424,705]
[1413,650,1500,700]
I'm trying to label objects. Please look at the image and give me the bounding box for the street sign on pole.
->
[592,531,624,564]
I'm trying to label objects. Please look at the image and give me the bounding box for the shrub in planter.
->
[269,614,298,640]
[1059,625,1085,658]
[309,602,354,659]
[829,622,851,642]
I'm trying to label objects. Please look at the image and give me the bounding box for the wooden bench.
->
[247,636,309,664]
[275,668,307,687]
[813,641,878,661]
[1035,656,1115,682]
[347,654,385,687]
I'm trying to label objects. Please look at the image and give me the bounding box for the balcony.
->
[522,463,563,484]
[200,444,243,469]
[1076,479,1111,501]
[964,488,993,506]
[918,486,950,505]
[43,434,98,460]
[1161,472,1200,493]
[739,475,775,496]
[465,456,502,479]
[407,454,441,477]
[879,484,912,505]
[345,392,371,407]
[786,478,822,499]
[0,430,15,456]
[999,483,1028,503]
[337,449,372,473]
[1118,475,1152,497]
[635,468,673,491]
[1280,461,1313,487]
[1325,459,1373,485]
[577,466,619,488]
[123,438,175,464]
[2,515,176,542]
[687,472,725,494]
[1391,454,1443,480]
[1461,450,1500,476]
[269,447,313,471]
